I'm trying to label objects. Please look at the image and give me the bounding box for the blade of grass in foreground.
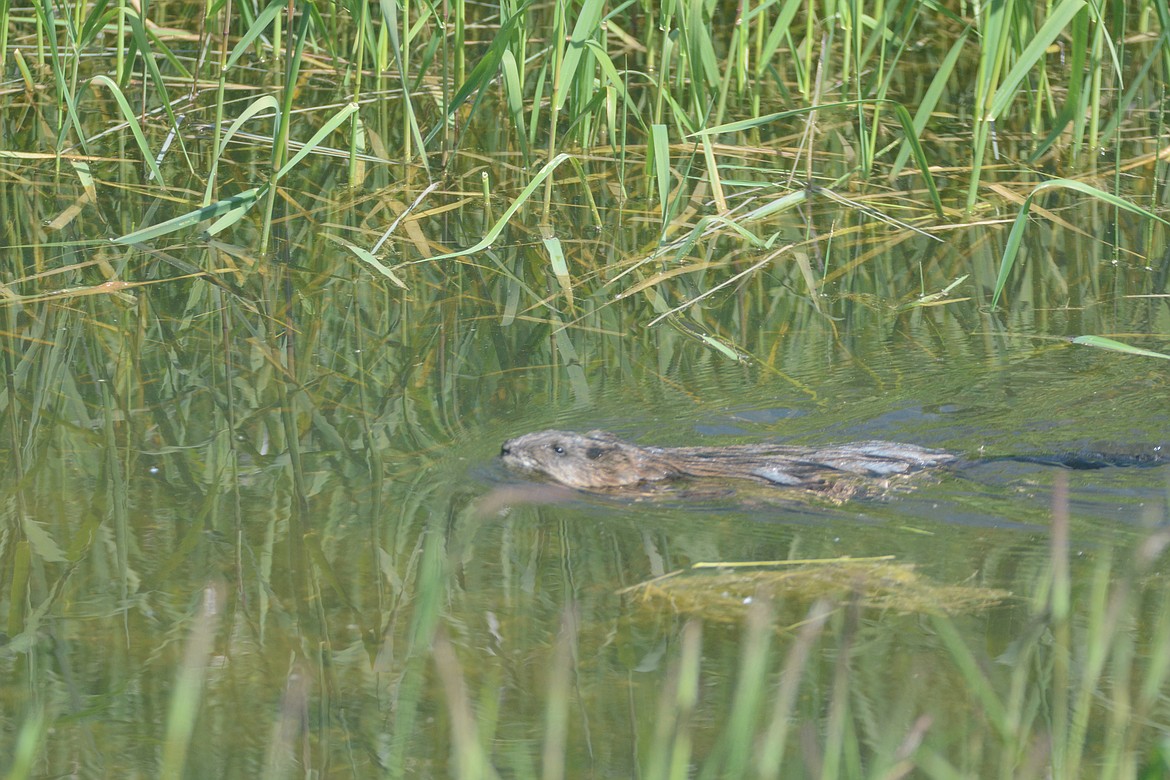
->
[552,0,607,112]
[159,584,223,777]
[985,0,1090,122]
[7,705,47,780]
[202,95,281,204]
[990,179,1170,308]
[889,30,968,178]
[705,598,773,777]
[1070,336,1170,361]
[644,620,702,780]
[650,123,671,232]
[541,608,576,780]
[755,600,831,779]
[433,628,498,780]
[88,76,166,184]
[114,189,262,244]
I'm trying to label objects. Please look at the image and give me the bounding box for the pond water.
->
[3,3,1170,775]
[3,217,1167,774]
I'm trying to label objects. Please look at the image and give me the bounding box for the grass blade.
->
[988,0,1088,120]
[1071,336,1170,360]
[406,153,572,263]
[114,189,262,244]
[990,179,1170,307]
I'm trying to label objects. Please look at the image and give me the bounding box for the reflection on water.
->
[3,297,1169,774]
[2,281,1168,776]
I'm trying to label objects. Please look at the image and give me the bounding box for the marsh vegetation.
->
[2,0,1170,775]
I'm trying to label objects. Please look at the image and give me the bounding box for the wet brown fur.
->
[499,429,956,491]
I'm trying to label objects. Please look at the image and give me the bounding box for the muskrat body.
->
[499,429,957,491]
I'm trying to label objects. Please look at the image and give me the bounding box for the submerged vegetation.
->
[2,0,1170,775]
[622,556,1011,617]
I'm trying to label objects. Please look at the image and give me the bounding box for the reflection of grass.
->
[431,479,1170,778]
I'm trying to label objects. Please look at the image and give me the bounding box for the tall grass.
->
[7,0,1167,251]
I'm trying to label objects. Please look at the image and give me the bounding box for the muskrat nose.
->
[500,441,512,456]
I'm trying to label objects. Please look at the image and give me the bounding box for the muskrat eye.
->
[552,444,565,455]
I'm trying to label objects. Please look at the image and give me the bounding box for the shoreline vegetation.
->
[3,0,1170,776]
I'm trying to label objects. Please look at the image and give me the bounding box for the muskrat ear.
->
[585,446,604,460]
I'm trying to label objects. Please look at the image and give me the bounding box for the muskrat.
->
[499,429,957,491]
[500,430,1168,493]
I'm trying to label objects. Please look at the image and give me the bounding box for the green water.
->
[2,222,1167,774]
[3,1,1170,775]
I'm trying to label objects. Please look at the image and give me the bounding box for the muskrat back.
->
[499,429,957,490]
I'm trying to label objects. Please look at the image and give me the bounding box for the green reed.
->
[7,0,1167,298]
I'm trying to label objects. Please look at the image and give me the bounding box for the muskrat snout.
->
[500,437,534,458]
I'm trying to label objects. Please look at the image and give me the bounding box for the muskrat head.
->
[499,429,678,489]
